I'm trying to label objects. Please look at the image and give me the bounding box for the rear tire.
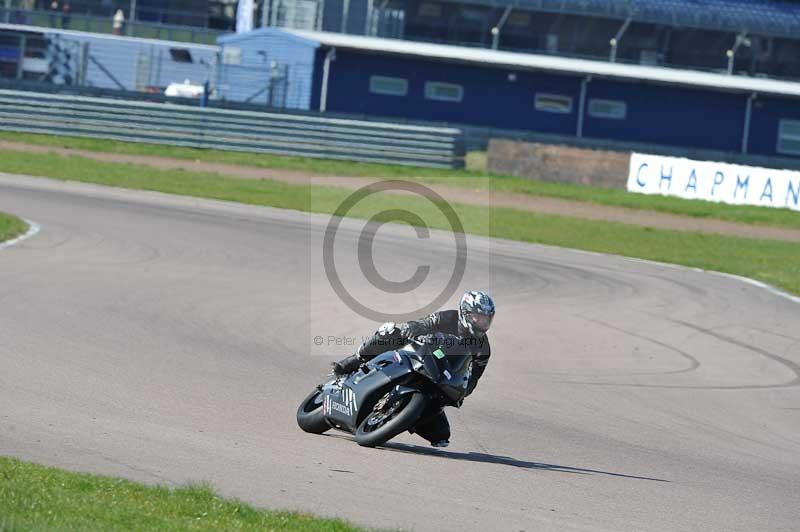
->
[355,391,427,448]
[296,388,330,434]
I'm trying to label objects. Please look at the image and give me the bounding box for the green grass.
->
[0,148,797,295]
[2,131,799,230]
[0,212,27,244]
[0,456,362,532]
[0,132,478,179]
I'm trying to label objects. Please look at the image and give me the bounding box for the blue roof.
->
[631,0,800,36]
[217,27,320,47]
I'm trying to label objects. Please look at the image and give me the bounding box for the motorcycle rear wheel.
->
[355,391,427,448]
[296,388,331,434]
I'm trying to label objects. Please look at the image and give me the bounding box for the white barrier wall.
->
[627,153,800,212]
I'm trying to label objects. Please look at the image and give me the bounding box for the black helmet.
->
[458,290,495,338]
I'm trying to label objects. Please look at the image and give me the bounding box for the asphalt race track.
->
[1,174,799,532]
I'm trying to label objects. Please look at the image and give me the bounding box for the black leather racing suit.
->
[355,309,491,443]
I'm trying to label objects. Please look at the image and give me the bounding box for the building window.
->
[369,76,408,97]
[425,82,463,102]
[588,98,627,119]
[778,120,800,156]
[221,47,242,65]
[535,93,572,114]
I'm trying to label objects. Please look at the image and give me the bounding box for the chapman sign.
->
[627,153,800,212]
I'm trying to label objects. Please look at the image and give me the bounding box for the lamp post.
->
[261,0,269,27]
[491,6,512,50]
[128,0,136,36]
[609,15,632,63]
[727,33,751,75]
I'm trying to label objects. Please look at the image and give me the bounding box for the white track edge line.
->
[711,271,800,305]
[0,218,40,251]
[622,256,800,305]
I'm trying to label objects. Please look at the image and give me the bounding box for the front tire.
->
[355,391,427,448]
[296,388,330,434]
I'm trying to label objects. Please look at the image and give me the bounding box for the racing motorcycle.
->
[296,334,473,447]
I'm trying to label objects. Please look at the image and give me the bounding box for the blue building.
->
[216,29,316,108]
[216,27,800,159]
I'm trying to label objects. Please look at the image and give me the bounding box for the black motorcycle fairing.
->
[399,341,443,382]
[355,350,413,384]
[321,382,359,429]
[305,336,474,442]
[323,351,416,431]
[437,353,472,404]
[398,339,473,405]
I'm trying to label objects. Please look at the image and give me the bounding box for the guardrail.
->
[0,90,465,168]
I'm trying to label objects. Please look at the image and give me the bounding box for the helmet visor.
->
[466,312,493,332]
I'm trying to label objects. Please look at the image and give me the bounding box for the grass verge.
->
[0,212,27,243]
[1,132,799,230]
[0,456,362,532]
[0,149,797,295]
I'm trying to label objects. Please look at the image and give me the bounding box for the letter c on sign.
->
[636,163,648,188]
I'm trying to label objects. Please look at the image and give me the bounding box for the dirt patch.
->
[3,140,799,243]
[487,139,631,189]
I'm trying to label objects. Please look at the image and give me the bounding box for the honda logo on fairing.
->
[330,401,351,416]
[325,387,357,417]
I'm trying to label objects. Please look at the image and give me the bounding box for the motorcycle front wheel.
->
[355,390,427,447]
[296,388,331,434]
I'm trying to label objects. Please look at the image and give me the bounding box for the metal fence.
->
[0,6,221,45]
[0,25,219,94]
[0,89,465,168]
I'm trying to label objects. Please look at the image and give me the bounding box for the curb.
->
[621,255,800,306]
[0,218,40,251]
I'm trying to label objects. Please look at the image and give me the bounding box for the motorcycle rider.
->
[332,290,495,448]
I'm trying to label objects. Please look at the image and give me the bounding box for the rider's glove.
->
[400,321,422,340]
[415,332,448,345]
[331,354,361,376]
